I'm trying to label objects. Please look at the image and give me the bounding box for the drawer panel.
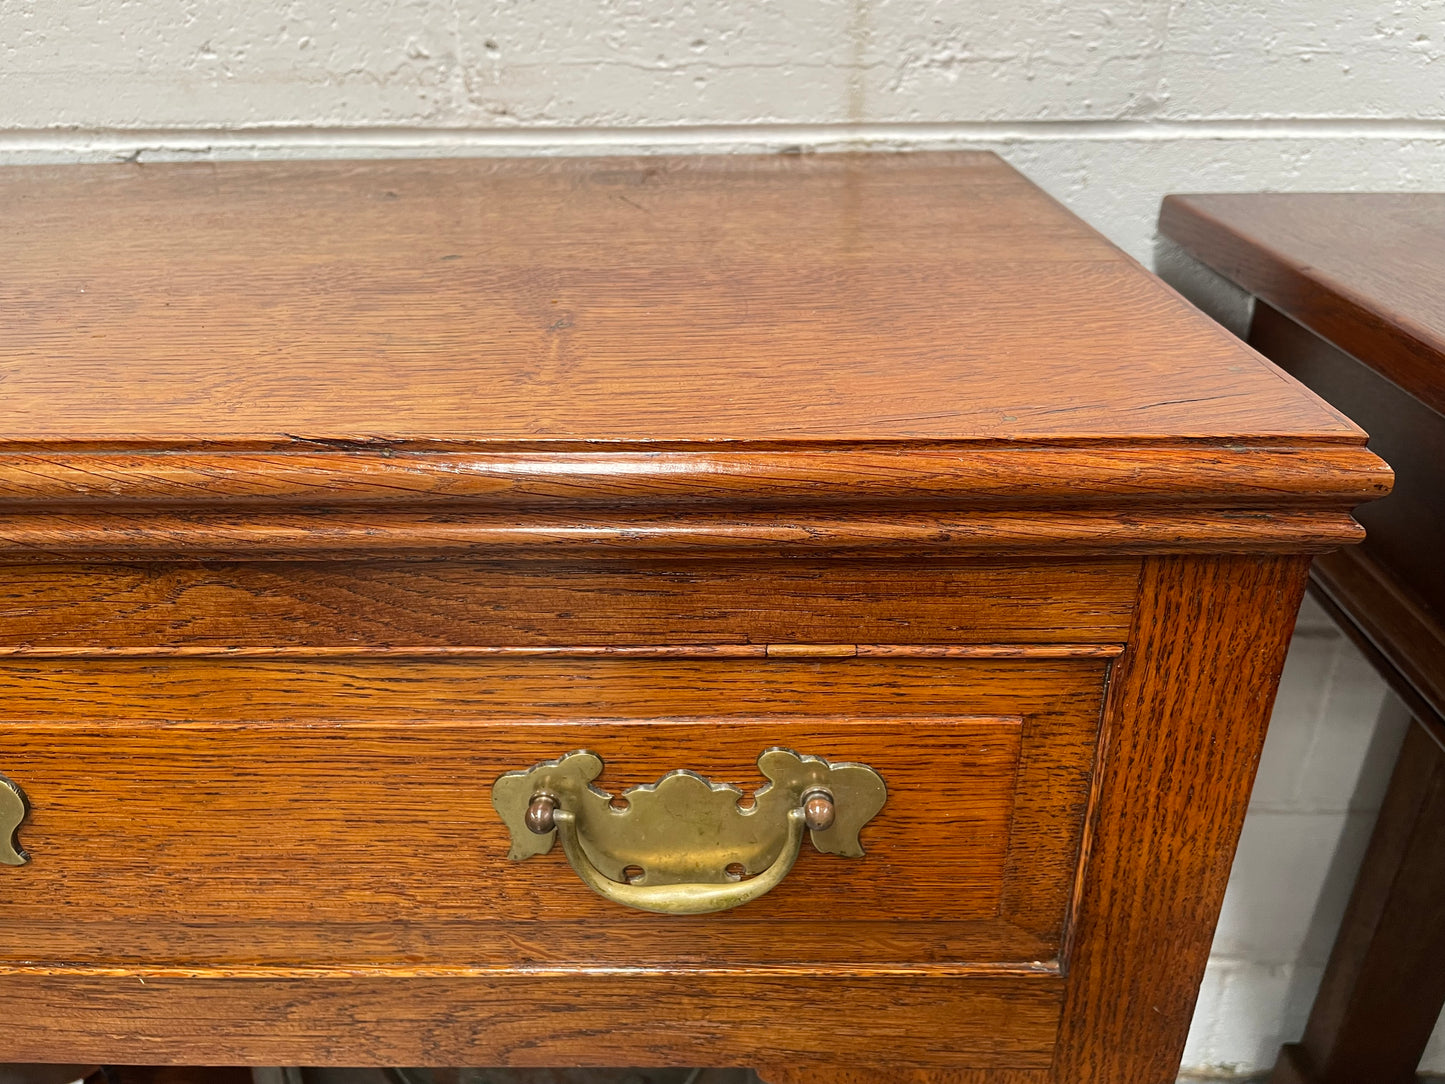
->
[0,655,1108,972]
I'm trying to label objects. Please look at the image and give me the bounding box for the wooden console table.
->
[1161,192,1445,1084]
[0,154,1387,1083]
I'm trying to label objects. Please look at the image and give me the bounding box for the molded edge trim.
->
[0,643,1126,659]
[0,507,1365,558]
[0,443,1391,510]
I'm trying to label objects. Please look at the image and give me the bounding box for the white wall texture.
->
[3,1,1443,1076]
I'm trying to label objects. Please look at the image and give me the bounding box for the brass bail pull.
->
[491,748,887,916]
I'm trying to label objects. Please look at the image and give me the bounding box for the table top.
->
[1160,192,1445,416]
[2,152,1359,451]
[1162,190,1445,738]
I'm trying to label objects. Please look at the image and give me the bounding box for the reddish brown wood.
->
[0,655,1104,969]
[1311,547,1445,751]
[0,155,1360,449]
[1268,722,1445,1084]
[0,507,1370,560]
[0,156,1384,1078]
[0,972,1063,1068]
[1052,555,1311,1083]
[1162,190,1445,1084]
[0,560,1140,648]
[0,156,1384,562]
[0,446,1386,508]
[0,643,1125,660]
[1160,192,1445,416]
[0,713,1033,964]
[1246,302,1445,655]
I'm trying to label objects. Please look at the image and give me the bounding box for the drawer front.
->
[0,654,1107,972]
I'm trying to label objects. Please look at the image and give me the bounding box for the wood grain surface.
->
[0,656,1105,969]
[0,560,1140,647]
[0,506,1373,559]
[0,972,1063,1068]
[0,155,1388,560]
[2,154,1357,447]
[1165,190,1445,1084]
[1050,555,1310,1083]
[0,446,1387,509]
[0,156,1381,1076]
[1160,192,1445,416]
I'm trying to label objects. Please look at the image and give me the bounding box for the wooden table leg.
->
[1269,720,1445,1084]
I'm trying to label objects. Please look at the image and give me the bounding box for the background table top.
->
[1160,192,1445,415]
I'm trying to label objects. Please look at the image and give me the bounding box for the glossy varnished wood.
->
[0,713,1030,966]
[1160,192,1445,416]
[1161,191,1444,1084]
[0,556,1312,1077]
[2,155,1359,447]
[1246,302,1445,646]
[0,656,1106,971]
[1051,555,1309,1083]
[0,560,1139,647]
[0,155,1386,561]
[0,157,1386,1079]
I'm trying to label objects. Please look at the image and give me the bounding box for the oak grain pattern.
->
[0,657,1105,968]
[0,155,1381,1075]
[0,718,1021,943]
[0,154,1356,448]
[1051,554,1311,1083]
[0,445,1388,508]
[0,560,1140,647]
[0,507,1367,559]
[1160,192,1445,416]
[0,972,1063,1068]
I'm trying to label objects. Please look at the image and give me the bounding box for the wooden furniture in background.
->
[0,154,1387,1083]
[1161,192,1445,1084]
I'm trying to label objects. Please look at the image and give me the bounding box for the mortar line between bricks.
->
[1,116,1445,158]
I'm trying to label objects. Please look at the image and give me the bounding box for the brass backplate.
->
[492,748,886,886]
[0,774,29,866]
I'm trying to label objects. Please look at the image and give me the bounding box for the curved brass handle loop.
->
[492,748,887,915]
[553,805,807,915]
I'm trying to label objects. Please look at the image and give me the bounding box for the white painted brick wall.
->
[3,2,1443,1075]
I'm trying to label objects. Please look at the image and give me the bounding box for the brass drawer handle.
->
[492,748,886,915]
[0,774,29,866]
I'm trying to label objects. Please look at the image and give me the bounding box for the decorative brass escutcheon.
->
[491,748,886,915]
[0,773,29,866]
